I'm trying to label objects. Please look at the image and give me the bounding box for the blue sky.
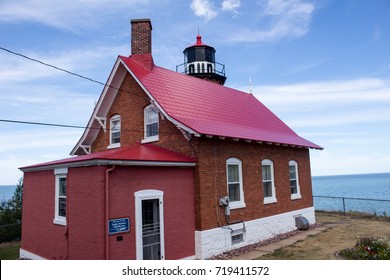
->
[0,0,389,184]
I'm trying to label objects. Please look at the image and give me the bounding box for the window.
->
[54,168,68,226]
[226,158,245,209]
[143,105,159,143]
[109,115,121,148]
[262,159,277,204]
[231,229,244,245]
[289,160,302,200]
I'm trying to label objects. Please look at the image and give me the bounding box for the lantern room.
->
[176,34,226,85]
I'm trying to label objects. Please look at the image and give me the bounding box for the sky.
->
[0,0,389,184]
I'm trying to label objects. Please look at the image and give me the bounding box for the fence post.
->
[342,197,346,214]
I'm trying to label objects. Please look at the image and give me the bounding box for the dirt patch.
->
[256,212,390,260]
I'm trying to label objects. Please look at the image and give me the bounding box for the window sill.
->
[264,198,277,205]
[107,143,120,149]
[53,218,66,226]
[291,194,302,200]
[229,201,246,210]
[142,136,159,144]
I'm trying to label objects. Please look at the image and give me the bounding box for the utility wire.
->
[0,118,183,136]
[0,46,149,102]
[0,46,106,87]
[0,119,86,129]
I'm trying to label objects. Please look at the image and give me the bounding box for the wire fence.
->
[313,195,390,216]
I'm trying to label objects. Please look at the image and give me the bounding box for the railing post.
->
[342,197,346,214]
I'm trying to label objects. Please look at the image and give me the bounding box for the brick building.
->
[20,19,322,260]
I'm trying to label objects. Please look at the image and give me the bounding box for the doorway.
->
[135,190,164,260]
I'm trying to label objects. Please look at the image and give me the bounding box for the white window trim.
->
[262,159,277,204]
[142,105,159,144]
[134,190,165,260]
[289,160,302,200]
[226,157,246,209]
[54,168,68,226]
[108,114,121,149]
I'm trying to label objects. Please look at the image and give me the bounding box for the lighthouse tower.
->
[176,34,226,85]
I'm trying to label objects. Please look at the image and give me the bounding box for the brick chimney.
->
[131,19,152,55]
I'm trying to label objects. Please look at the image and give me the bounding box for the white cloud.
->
[191,0,218,21]
[253,78,390,109]
[221,0,241,13]
[227,0,315,42]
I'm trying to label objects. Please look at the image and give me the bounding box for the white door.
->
[135,190,164,260]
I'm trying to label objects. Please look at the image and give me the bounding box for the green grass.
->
[0,242,20,260]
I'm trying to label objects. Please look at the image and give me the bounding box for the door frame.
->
[134,189,165,260]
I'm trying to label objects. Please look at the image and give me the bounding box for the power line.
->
[0,46,149,102]
[0,46,106,87]
[0,118,183,136]
[0,119,86,129]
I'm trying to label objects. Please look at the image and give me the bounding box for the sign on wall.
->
[108,217,130,235]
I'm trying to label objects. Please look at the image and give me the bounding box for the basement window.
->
[231,229,244,245]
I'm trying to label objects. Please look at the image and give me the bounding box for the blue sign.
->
[108,218,130,235]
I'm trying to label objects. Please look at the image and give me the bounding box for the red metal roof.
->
[21,143,196,171]
[120,55,322,149]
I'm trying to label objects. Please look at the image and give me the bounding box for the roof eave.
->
[20,159,196,173]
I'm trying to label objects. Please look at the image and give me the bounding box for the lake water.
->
[312,173,390,215]
[0,185,17,202]
[1,172,390,214]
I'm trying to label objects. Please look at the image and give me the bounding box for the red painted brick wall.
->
[21,170,68,259]
[67,166,107,259]
[21,165,195,260]
[107,166,195,260]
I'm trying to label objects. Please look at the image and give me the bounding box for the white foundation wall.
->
[195,207,315,259]
[19,249,46,260]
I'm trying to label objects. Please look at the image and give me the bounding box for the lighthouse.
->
[176,34,226,85]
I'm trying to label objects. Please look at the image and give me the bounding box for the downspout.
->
[105,165,115,260]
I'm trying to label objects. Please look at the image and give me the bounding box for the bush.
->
[339,237,390,260]
[0,177,23,243]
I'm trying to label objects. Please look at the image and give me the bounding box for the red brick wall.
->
[191,137,313,230]
[90,69,314,233]
[131,19,152,55]
[91,73,194,157]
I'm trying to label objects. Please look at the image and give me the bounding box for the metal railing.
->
[175,61,226,77]
[313,195,390,216]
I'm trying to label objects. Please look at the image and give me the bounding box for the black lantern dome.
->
[176,34,226,85]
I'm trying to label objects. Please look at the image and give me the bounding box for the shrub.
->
[339,237,390,260]
[0,177,23,243]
